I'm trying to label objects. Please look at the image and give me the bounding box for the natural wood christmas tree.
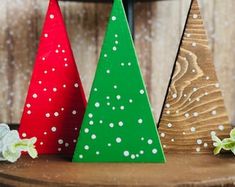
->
[158,0,232,153]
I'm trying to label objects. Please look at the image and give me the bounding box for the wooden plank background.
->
[0,0,234,127]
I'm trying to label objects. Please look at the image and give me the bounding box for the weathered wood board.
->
[158,0,232,153]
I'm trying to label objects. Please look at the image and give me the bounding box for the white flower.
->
[0,123,38,163]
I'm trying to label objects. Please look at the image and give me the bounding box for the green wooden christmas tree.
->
[73,0,165,163]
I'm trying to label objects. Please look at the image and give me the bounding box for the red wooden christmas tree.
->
[18,0,86,155]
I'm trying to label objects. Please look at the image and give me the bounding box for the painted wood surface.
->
[0,0,234,127]
[0,154,235,187]
[158,0,232,153]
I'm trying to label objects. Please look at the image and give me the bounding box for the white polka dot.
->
[44,70,48,74]
[160,133,165,137]
[88,113,93,118]
[65,143,69,147]
[129,99,133,103]
[62,50,65,53]
[152,149,158,154]
[171,139,175,142]
[139,89,145,95]
[206,76,210,80]
[84,145,89,150]
[218,125,224,131]
[49,98,52,102]
[193,14,198,19]
[185,113,190,118]
[211,110,217,115]
[120,106,125,110]
[91,134,96,139]
[58,148,62,152]
[116,137,122,143]
[140,150,144,154]
[45,113,50,118]
[84,128,89,133]
[109,123,114,128]
[27,110,31,115]
[64,58,68,61]
[79,155,83,159]
[108,143,111,147]
[115,41,119,44]
[54,112,59,117]
[186,33,191,37]
[72,110,77,115]
[114,85,118,89]
[53,88,57,92]
[26,104,31,108]
[123,151,129,157]
[192,42,197,47]
[107,102,110,106]
[196,147,201,152]
[204,143,208,148]
[112,46,117,51]
[40,142,43,145]
[94,88,98,91]
[42,57,46,61]
[65,64,68,67]
[166,110,170,114]
[191,127,196,132]
[99,120,103,124]
[147,139,153,145]
[96,151,100,155]
[89,121,94,125]
[58,139,63,144]
[55,49,59,53]
[166,103,170,108]
[141,137,144,141]
[95,102,100,108]
[73,139,77,143]
[50,14,54,19]
[131,154,135,159]
[74,83,79,88]
[172,93,177,98]
[116,95,121,100]
[167,123,173,128]
[44,33,48,38]
[51,127,56,132]
[193,112,199,117]
[22,133,26,137]
[32,94,38,98]
[112,16,116,21]
[197,139,202,145]
[118,121,124,127]
[193,88,197,92]
[128,62,131,66]
[115,34,118,38]
[52,68,55,72]
[43,88,47,91]
[138,119,143,124]
[63,84,66,88]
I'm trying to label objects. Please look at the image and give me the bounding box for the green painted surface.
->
[73,0,165,163]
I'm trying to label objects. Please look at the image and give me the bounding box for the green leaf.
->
[231,147,235,155]
[28,147,38,159]
[221,138,235,150]
[230,128,235,140]
[213,146,222,155]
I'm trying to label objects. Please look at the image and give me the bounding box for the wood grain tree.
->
[158,0,232,154]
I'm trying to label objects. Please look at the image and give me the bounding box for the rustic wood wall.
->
[0,0,234,126]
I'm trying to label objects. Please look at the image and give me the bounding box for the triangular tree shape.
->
[19,0,86,155]
[158,0,232,153]
[73,0,165,163]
